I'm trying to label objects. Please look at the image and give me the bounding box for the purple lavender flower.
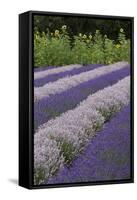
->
[34,65,55,72]
[34,76,130,185]
[34,64,104,87]
[34,64,83,80]
[48,105,131,184]
[34,67,130,130]
[34,62,129,101]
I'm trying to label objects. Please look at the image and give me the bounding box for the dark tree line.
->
[34,15,131,40]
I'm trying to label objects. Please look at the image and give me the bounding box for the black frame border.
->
[19,10,134,189]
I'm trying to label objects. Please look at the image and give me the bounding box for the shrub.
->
[34,27,130,67]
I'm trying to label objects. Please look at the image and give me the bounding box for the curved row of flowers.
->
[48,104,131,184]
[34,61,129,101]
[34,64,83,80]
[34,66,129,130]
[34,64,104,87]
[34,76,130,185]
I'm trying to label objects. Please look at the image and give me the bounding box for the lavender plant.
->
[34,64,104,87]
[34,137,64,185]
[34,66,129,130]
[34,62,129,101]
[34,76,130,184]
[48,105,131,184]
[34,64,83,80]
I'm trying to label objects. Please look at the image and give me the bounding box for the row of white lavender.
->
[34,76,130,185]
[34,64,83,80]
[34,62,129,102]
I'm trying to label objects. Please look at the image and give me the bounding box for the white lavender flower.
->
[34,76,130,184]
[34,64,83,80]
[34,137,64,185]
[34,62,129,102]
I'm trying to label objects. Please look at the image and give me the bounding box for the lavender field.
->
[34,61,131,185]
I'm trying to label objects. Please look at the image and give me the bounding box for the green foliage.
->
[34,15,131,40]
[116,29,130,62]
[59,140,76,165]
[91,30,105,64]
[104,35,115,64]
[34,28,72,66]
[34,26,130,67]
[34,167,46,185]
[71,35,91,64]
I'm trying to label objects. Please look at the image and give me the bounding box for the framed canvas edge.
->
[19,10,134,189]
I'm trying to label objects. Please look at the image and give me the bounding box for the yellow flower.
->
[51,32,53,36]
[82,34,87,39]
[89,35,92,39]
[36,31,39,35]
[120,28,124,33]
[96,30,99,34]
[79,33,82,37]
[42,32,46,37]
[86,39,90,43]
[108,60,111,64]
[62,25,67,30]
[116,44,121,48]
[35,35,39,40]
[55,30,59,36]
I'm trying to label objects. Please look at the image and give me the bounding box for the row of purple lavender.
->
[34,66,129,130]
[48,104,130,184]
[34,62,130,185]
[34,64,104,87]
[34,62,128,101]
